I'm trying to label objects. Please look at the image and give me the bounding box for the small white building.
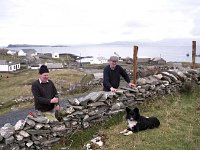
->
[52,53,59,58]
[7,50,16,55]
[0,60,20,72]
[18,49,37,57]
[81,56,107,64]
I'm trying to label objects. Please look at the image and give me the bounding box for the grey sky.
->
[0,0,199,46]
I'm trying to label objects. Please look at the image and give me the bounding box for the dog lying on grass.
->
[120,107,160,135]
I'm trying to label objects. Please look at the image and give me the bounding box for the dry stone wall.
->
[1,68,200,150]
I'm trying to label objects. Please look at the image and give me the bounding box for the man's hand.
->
[110,87,117,92]
[128,83,136,88]
[50,97,59,103]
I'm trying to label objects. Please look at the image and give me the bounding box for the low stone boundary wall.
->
[0,68,200,149]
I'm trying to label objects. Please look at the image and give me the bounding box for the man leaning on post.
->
[31,65,60,121]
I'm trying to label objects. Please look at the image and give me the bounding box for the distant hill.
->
[7,44,50,47]
[100,38,200,47]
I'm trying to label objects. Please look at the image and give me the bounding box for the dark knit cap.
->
[39,65,49,74]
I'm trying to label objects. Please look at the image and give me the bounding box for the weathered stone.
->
[19,130,30,138]
[88,102,106,107]
[35,123,44,130]
[52,125,66,132]
[25,118,36,127]
[14,120,25,131]
[5,136,14,145]
[0,134,3,142]
[110,102,125,111]
[26,129,51,135]
[72,106,84,110]
[108,109,124,115]
[120,87,139,93]
[68,98,80,105]
[88,91,104,102]
[153,74,163,80]
[26,141,34,147]
[137,78,146,85]
[0,123,15,138]
[62,106,75,115]
[0,144,10,150]
[27,115,49,124]
[15,134,24,141]
[82,122,90,128]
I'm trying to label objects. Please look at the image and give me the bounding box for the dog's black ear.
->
[133,107,139,114]
[126,107,131,113]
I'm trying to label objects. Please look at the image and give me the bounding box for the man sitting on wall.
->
[31,65,60,121]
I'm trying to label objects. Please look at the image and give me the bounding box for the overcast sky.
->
[0,0,200,46]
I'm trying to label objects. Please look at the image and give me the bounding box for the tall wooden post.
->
[192,41,196,69]
[133,46,138,85]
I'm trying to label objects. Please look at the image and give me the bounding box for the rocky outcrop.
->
[1,68,200,149]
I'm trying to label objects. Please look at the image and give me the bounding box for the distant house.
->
[52,53,59,58]
[80,57,107,64]
[0,60,20,72]
[18,49,37,57]
[7,50,16,55]
[150,57,166,65]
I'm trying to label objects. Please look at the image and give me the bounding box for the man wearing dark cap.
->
[31,65,60,121]
[103,56,135,92]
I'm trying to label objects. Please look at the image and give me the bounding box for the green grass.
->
[52,84,200,150]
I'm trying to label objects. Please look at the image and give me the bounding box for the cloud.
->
[0,0,200,45]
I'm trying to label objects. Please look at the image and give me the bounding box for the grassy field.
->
[52,83,200,150]
[0,69,85,114]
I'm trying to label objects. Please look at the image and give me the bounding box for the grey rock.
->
[52,125,66,132]
[26,141,34,147]
[35,123,44,130]
[111,102,125,111]
[88,102,106,107]
[25,118,36,127]
[0,134,3,142]
[27,115,49,124]
[26,129,51,135]
[15,134,24,141]
[19,130,30,138]
[0,123,15,138]
[5,136,14,145]
[14,120,25,131]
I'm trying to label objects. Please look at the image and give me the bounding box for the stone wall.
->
[0,68,200,150]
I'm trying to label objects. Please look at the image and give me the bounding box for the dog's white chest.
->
[128,120,137,128]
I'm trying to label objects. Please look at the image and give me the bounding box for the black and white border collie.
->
[120,107,160,135]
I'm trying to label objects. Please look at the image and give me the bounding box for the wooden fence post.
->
[133,46,138,85]
[192,41,196,69]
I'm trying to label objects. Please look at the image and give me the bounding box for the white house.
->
[0,60,20,72]
[52,53,59,58]
[7,50,16,55]
[18,49,37,57]
[80,56,107,64]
